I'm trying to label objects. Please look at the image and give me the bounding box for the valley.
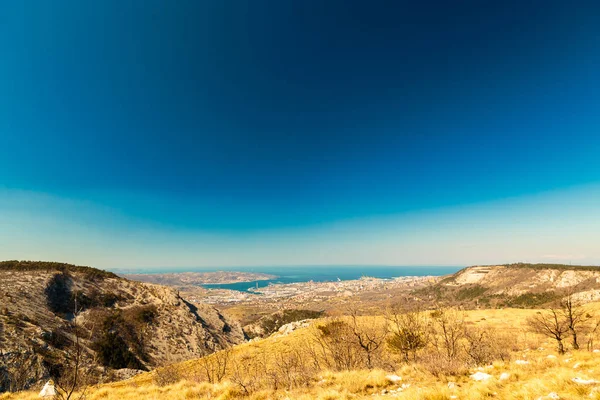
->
[4,261,600,399]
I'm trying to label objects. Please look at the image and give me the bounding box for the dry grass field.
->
[4,305,600,400]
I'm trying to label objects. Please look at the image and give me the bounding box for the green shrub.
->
[456,285,487,301]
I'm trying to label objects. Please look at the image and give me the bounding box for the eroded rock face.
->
[445,264,600,298]
[0,262,245,392]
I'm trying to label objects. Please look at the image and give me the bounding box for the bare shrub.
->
[230,354,263,395]
[386,305,430,362]
[199,347,230,384]
[586,318,600,351]
[272,347,316,390]
[311,319,362,371]
[430,308,465,361]
[421,351,469,377]
[463,327,510,366]
[153,364,182,387]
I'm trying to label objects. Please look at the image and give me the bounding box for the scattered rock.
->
[39,380,56,398]
[572,377,600,385]
[470,372,492,381]
[515,360,530,365]
[547,355,557,359]
[448,382,456,389]
[386,374,402,383]
[574,363,581,369]
[111,368,145,381]
[499,372,510,381]
[273,319,312,337]
[536,392,560,400]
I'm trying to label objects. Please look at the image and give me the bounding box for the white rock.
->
[400,383,411,390]
[572,377,600,385]
[547,355,557,359]
[574,363,581,369]
[386,374,402,383]
[448,382,456,389]
[593,349,600,353]
[537,392,560,400]
[470,372,492,381]
[515,360,530,365]
[499,372,510,381]
[39,381,56,398]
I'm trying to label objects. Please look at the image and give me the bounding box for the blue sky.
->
[1,1,599,268]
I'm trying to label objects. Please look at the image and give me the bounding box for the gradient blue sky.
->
[1,1,599,269]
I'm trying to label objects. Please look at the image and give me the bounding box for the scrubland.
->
[4,302,600,400]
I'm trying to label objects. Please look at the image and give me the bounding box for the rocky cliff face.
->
[446,264,600,296]
[0,261,244,392]
[426,263,600,307]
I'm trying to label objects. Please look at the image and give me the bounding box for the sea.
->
[116,265,462,292]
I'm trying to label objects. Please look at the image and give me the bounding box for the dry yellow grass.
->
[5,306,600,399]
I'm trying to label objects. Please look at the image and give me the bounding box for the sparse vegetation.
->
[6,262,600,399]
[505,291,559,308]
[0,262,243,393]
[7,304,600,399]
[502,262,600,272]
[0,261,117,280]
[91,310,148,370]
[245,309,324,338]
[456,284,487,301]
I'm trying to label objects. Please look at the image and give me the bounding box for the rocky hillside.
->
[420,263,600,307]
[243,309,323,339]
[0,261,244,392]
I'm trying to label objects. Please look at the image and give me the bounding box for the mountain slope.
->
[421,263,600,307]
[0,261,244,392]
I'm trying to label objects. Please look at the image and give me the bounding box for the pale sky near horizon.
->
[2,184,599,269]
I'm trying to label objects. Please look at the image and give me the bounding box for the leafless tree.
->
[528,308,569,354]
[430,308,464,360]
[348,308,388,369]
[561,293,591,350]
[54,295,88,400]
[586,318,600,351]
